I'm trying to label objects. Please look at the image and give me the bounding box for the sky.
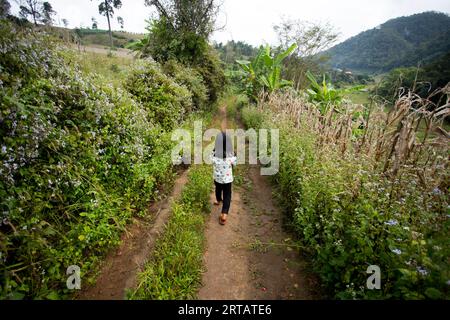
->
[10,0,450,46]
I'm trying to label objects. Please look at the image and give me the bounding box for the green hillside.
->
[46,25,145,48]
[74,28,145,48]
[323,11,450,74]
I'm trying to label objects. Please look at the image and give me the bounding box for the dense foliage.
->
[141,17,209,65]
[124,59,193,130]
[375,52,450,105]
[162,60,208,111]
[0,20,200,299]
[145,18,225,103]
[192,47,226,104]
[214,40,258,65]
[327,69,372,87]
[129,18,225,105]
[305,71,365,113]
[236,44,297,100]
[240,92,449,299]
[324,12,450,74]
[131,0,226,105]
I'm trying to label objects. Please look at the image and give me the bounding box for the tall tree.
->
[62,18,68,27]
[143,0,222,63]
[117,16,123,29]
[142,0,225,103]
[274,17,339,89]
[145,0,220,38]
[41,1,55,25]
[91,17,98,29]
[274,18,338,57]
[92,0,122,49]
[16,0,41,25]
[0,0,11,18]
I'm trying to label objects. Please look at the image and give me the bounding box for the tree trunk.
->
[105,1,113,49]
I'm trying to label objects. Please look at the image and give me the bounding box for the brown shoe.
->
[213,200,222,206]
[219,213,227,225]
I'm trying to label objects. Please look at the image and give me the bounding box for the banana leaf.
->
[274,43,298,66]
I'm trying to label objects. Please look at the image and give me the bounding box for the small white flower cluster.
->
[416,266,428,276]
[384,219,398,226]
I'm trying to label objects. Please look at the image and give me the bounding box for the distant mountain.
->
[323,11,450,74]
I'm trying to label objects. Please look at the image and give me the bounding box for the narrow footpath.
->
[198,102,320,299]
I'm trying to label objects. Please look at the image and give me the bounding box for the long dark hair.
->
[214,131,233,159]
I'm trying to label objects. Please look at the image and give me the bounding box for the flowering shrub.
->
[0,21,175,299]
[162,60,208,111]
[245,92,449,299]
[124,59,193,130]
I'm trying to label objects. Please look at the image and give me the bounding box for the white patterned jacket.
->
[210,154,237,184]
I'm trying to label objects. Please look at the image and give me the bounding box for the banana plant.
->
[305,70,365,114]
[125,20,151,57]
[236,43,298,99]
[126,36,149,54]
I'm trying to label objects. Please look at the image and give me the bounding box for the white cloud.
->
[10,0,450,46]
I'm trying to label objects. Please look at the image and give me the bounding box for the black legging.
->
[214,181,232,214]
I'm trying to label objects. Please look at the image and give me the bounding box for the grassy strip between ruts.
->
[128,165,212,299]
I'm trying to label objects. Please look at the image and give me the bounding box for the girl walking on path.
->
[211,132,237,225]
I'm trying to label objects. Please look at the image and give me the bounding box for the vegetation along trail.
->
[198,100,320,299]
[78,99,320,300]
[78,170,190,300]
[3,0,448,301]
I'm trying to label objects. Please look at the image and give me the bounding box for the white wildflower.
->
[416,266,428,276]
[385,219,398,226]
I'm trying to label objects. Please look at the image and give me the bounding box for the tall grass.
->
[247,89,449,299]
[63,50,134,88]
[129,165,212,300]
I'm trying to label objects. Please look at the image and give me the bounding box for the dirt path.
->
[198,103,320,300]
[77,98,319,300]
[77,170,189,300]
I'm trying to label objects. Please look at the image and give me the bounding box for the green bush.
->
[133,18,225,106]
[235,94,250,109]
[278,133,449,299]
[241,105,264,129]
[147,18,209,65]
[374,54,450,107]
[193,48,227,104]
[124,60,193,130]
[162,60,208,111]
[0,21,175,299]
[255,93,449,299]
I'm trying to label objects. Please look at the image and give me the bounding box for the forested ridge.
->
[323,11,450,74]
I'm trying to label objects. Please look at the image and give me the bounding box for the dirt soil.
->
[198,104,321,299]
[77,170,189,300]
